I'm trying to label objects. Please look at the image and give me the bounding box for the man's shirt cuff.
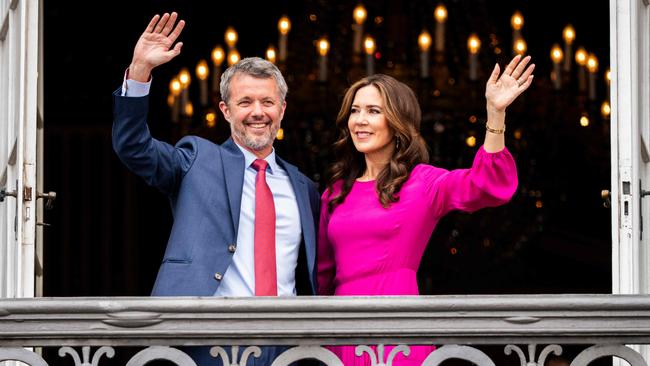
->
[121,67,152,97]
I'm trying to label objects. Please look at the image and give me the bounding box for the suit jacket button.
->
[228,244,237,253]
[214,272,223,281]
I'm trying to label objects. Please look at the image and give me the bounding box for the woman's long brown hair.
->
[326,74,429,212]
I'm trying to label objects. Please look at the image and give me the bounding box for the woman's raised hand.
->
[129,12,185,82]
[485,55,535,113]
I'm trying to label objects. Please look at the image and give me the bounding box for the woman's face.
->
[347,85,395,159]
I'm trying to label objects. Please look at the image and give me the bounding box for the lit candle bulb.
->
[601,101,610,119]
[364,35,375,75]
[211,46,225,94]
[434,4,447,53]
[514,38,527,56]
[587,53,599,101]
[225,27,238,51]
[179,69,190,87]
[169,77,181,123]
[178,68,191,117]
[467,34,480,81]
[205,111,217,128]
[352,4,367,55]
[266,45,277,64]
[278,16,291,63]
[418,30,432,78]
[228,49,241,66]
[562,24,575,72]
[466,135,477,147]
[550,44,563,90]
[511,10,524,53]
[317,37,329,82]
[196,59,209,107]
[170,78,181,96]
[184,102,194,119]
[575,47,588,93]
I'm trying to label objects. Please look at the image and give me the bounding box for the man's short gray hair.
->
[219,57,288,104]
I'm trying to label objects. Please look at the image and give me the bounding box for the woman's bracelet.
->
[486,122,505,134]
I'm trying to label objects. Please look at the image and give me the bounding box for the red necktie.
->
[251,159,278,296]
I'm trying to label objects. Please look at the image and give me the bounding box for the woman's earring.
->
[395,137,400,150]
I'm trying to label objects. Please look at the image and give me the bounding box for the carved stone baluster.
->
[271,346,344,366]
[505,344,563,366]
[59,346,115,366]
[0,348,49,366]
[355,344,410,366]
[210,346,261,366]
[537,345,563,366]
[505,344,528,366]
[421,345,496,366]
[571,345,648,366]
[125,346,197,366]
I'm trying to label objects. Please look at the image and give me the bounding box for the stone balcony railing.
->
[1,295,650,366]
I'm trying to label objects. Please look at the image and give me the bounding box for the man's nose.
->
[251,101,264,116]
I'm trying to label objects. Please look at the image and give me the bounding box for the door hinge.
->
[23,186,32,201]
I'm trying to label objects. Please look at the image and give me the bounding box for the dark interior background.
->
[42,0,612,297]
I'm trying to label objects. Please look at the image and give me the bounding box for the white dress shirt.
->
[216,145,302,296]
[121,77,303,296]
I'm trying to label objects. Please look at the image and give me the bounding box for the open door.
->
[611,0,650,362]
[0,0,41,299]
[611,0,650,296]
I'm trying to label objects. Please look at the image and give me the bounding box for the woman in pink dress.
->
[317,55,535,365]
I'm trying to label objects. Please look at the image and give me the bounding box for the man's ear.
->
[219,101,230,122]
[279,100,287,121]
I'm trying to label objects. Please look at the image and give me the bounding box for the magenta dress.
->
[317,146,518,366]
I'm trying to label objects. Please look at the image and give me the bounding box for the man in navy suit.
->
[112,12,319,366]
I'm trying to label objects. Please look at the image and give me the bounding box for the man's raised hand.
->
[129,12,185,82]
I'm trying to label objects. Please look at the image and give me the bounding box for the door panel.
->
[638,0,650,296]
[612,0,650,363]
[611,0,650,295]
[0,0,40,299]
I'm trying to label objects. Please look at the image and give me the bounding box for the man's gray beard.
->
[231,123,279,151]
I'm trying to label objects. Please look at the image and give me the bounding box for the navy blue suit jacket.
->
[112,90,319,296]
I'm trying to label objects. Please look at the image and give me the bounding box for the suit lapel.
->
[221,139,245,236]
[276,157,316,281]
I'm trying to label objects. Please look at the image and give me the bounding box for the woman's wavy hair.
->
[326,74,429,212]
